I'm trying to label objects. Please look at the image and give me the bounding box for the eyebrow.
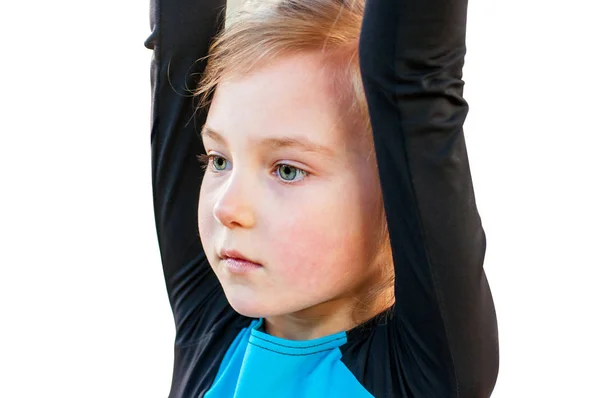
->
[201,126,335,157]
[200,126,227,145]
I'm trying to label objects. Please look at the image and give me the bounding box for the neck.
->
[263,288,394,341]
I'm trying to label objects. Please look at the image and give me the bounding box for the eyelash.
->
[196,154,211,171]
[196,154,309,184]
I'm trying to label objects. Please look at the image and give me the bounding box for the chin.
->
[222,287,279,318]
[229,302,268,318]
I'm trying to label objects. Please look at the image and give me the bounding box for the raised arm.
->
[145,0,231,345]
[359,0,499,396]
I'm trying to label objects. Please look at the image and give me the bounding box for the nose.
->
[213,173,256,229]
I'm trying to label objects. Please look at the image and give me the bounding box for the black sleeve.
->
[359,0,499,396]
[145,0,240,346]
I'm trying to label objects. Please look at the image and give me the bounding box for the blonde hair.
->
[196,0,368,130]
[195,0,394,320]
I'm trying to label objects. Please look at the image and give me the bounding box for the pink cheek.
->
[198,195,216,254]
[267,217,345,287]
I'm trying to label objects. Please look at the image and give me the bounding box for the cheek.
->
[267,220,340,292]
[198,180,216,252]
[264,187,373,291]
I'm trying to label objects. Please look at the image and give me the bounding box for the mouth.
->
[218,249,263,273]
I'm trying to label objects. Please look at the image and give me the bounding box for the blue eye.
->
[276,164,307,183]
[210,155,230,171]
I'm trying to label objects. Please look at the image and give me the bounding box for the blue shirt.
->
[206,319,372,397]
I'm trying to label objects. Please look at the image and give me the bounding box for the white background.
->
[0,0,598,396]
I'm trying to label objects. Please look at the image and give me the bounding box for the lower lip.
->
[222,258,262,274]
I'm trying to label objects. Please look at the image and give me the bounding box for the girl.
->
[145,0,499,396]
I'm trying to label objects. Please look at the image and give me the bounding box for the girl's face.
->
[199,52,385,322]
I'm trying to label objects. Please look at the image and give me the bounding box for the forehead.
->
[206,52,352,149]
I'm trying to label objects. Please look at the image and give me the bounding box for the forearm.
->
[360,0,499,395]
[146,0,228,343]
